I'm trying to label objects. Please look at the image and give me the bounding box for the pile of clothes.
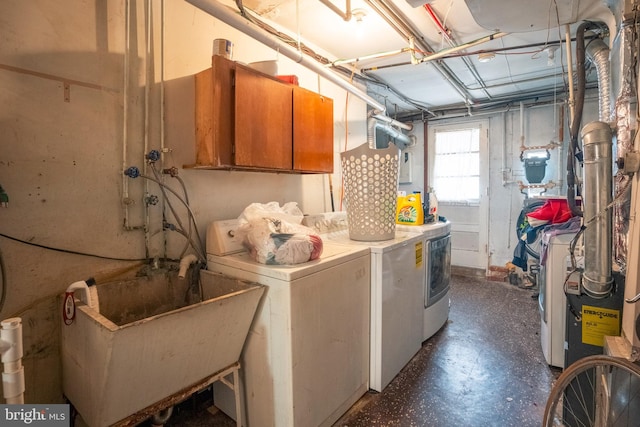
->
[512,198,581,272]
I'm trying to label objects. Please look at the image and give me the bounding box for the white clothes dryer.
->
[206,220,371,427]
[398,221,451,341]
[304,214,425,392]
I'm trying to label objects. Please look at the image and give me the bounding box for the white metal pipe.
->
[565,24,575,123]
[1,318,24,404]
[330,48,411,67]
[419,32,509,64]
[372,112,412,131]
[319,0,352,21]
[122,0,131,229]
[367,116,412,149]
[185,0,387,112]
[144,0,153,251]
[519,101,525,151]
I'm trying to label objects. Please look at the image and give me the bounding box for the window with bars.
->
[432,127,480,203]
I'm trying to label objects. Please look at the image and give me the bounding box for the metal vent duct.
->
[581,121,614,298]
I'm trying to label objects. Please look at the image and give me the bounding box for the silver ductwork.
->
[581,121,614,297]
[611,23,635,272]
[367,115,412,149]
[586,38,613,123]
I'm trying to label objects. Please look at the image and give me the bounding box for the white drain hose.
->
[0,318,24,404]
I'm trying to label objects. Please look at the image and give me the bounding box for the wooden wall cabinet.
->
[191,55,333,173]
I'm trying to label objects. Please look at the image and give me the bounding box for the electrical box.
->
[399,151,412,184]
[564,255,583,295]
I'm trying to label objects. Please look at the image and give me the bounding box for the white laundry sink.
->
[61,269,264,427]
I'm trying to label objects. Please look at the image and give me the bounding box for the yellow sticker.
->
[582,305,621,347]
[415,242,423,268]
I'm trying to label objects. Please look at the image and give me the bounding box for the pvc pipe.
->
[419,32,509,64]
[565,24,575,123]
[178,254,198,279]
[1,318,24,404]
[367,116,412,149]
[371,112,412,131]
[150,406,174,426]
[65,280,93,308]
[319,0,351,21]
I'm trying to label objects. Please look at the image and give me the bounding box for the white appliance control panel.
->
[206,219,243,256]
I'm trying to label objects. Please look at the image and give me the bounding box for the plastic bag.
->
[236,202,323,265]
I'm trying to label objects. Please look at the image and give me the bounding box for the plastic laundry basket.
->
[341,142,400,241]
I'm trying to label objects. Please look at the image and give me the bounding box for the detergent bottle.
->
[396,192,424,225]
[425,191,438,223]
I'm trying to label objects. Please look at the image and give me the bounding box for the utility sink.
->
[61,269,264,427]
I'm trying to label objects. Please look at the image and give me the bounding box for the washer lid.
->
[207,242,369,281]
[396,221,451,240]
[320,229,424,253]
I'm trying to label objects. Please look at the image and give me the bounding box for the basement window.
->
[432,127,480,203]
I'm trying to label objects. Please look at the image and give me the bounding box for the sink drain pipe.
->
[150,406,174,426]
[0,318,24,404]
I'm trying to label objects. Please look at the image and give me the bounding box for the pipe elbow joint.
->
[66,278,95,308]
[178,254,199,279]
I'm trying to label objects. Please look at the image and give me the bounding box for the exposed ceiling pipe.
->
[423,4,493,100]
[330,48,412,67]
[418,32,509,63]
[367,114,412,149]
[358,34,595,73]
[373,112,412,131]
[364,0,476,105]
[319,0,352,21]
[186,0,408,122]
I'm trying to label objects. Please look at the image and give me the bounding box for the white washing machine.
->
[206,220,371,427]
[539,232,576,368]
[398,221,451,341]
[304,214,425,392]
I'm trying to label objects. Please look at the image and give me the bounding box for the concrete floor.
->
[153,274,560,427]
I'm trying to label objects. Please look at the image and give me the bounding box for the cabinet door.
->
[193,55,235,167]
[235,65,293,170]
[293,86,334,173]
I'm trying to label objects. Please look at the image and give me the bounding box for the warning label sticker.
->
[415,242,423,268]
[582,305,621,347]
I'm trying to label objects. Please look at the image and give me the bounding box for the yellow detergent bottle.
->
[396,192,424,225]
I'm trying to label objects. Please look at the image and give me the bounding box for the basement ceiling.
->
[221,0,615,120]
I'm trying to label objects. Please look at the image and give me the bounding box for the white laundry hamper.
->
[340,142,400,241]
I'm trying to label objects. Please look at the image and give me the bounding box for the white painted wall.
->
[399,96,599,269]
[0,0,367,404]
[0,0,608,408]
